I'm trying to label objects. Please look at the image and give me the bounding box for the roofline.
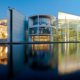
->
[29,15,56,19]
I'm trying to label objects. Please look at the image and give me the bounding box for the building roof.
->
[29,15,52,19]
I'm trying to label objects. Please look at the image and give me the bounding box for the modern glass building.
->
[27,15,56,66]
[58,12,80,41]
[0,19,8,39]
[58,12,80,74]
[0,19,8,65]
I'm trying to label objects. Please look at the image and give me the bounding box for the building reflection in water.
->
[0,46,8,65]
[1,43,80,74]
[58,12,80,74]
[27,42,80,75]
[27,13,80,74]
[58,43,80,74]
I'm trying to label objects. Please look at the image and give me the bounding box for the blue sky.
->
[0,0,80,19]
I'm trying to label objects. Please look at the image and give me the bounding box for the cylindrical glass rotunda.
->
[27,15,56,67]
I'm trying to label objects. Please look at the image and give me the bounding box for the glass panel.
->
[58,12,80,41]
[52,27,57,41]
[51,17,56,26]
[39,18,50,25]
[39,27,51,34]
[31,36,50,51]
[0,20,8,39]
[31,36,50,42]
[29,27,37,34]
[33,17,38,25]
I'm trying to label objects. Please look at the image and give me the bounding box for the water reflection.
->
[58,43,80,74]
[27,43,58,70]
[0,46,8,65]
[27,43,80,74]
[27,43,52,68]
[0,43,80,74]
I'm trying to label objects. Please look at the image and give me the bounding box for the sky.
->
[0,0,80,19]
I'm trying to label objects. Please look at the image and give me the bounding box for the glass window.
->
[31,36,50,42]
[29,27,37,34]
[50,17,56,26]
[39,18,50,25]
[39,27,51,34]
[33,17,38,25]
[58,12,80,41]
[0,20,7,39]
[31,35,50,51]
